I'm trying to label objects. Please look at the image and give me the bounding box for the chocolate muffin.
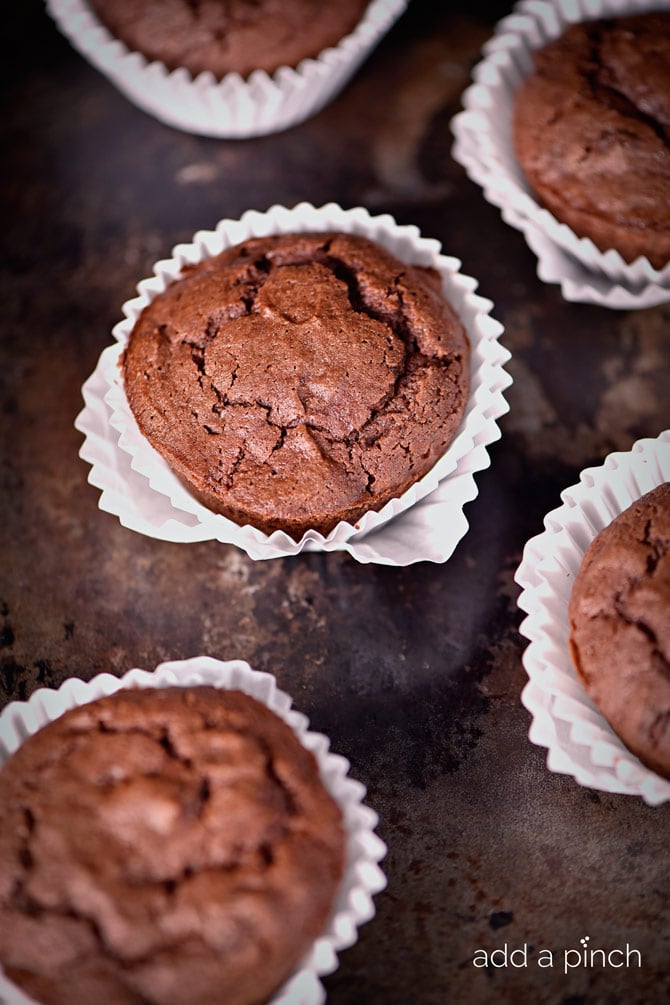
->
[122,231,470,539]
[568,482,670,780]
[513,11,670,268]
[0,686,345,1005]
[87,0,370,78]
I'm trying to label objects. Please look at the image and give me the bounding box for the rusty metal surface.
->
[1,2,669,1003]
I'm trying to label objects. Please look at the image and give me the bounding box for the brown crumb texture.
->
[88,0,370,78]
[122,231,470,538]
[568,482,670,780]
[0,686,345,1005]
[513,12,670,268]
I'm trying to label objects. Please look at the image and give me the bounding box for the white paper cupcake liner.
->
[0,656,387,1005]
[75,201,511,565]
[515,430,670,806]
[451,0,670,308]
[45,0,407,137]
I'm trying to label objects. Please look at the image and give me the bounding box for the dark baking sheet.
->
[2,2,669,1003]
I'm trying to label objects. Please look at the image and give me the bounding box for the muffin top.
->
[88,0,370,78]
[513,11,670,268]
[0,686,345,1005]
[122,231,470,539]
[568,482,670,780]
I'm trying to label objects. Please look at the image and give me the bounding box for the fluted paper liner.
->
[515,432,670,805]
[46,0,407,138]
[75,202,511,564]
[451,0,670,308]
[0,657,387,1005]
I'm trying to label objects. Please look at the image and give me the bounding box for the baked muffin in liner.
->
[451,0,670,309]
[45,0,406,138]
[0,656,387,1005]
[75,202,511,565]
[515,431,670,806]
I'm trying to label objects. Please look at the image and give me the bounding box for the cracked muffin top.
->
[0,685,345,1005]
[87,0,370,78]
[568,482,670,780]
[122,231,470,539]
[513,11,670,268]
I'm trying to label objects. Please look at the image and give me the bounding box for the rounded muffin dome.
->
[122,231,470,538]
[569,482,670,780]
[513,11,670,269]
[0,685,345,1005]
[88,0,370,78]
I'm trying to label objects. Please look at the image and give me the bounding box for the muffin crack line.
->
[586,26,670,151]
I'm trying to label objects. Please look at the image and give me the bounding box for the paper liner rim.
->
[514,431,670,805]
[77,201,511,563]
[45,0,408,137]
[450,0,670,298]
